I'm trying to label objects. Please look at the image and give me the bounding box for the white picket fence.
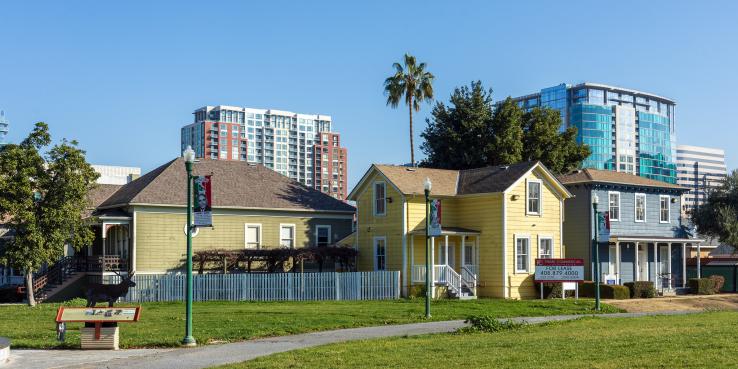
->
[108,271,400,302]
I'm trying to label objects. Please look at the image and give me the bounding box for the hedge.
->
[624,281,656,298]
[709,275,725,293]
[580,281,630,299]
[689,278,717,295]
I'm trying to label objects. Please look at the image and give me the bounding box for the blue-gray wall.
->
[591,186,682,238]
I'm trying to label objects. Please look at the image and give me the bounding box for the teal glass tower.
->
[0,110,8,147]
[506,83,677,184]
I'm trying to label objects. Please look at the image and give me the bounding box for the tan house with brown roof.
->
[83,158,355,274]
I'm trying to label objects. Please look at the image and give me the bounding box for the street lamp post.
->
[592,193,601,311]
[424,177,432,319]
[182,146,197,347]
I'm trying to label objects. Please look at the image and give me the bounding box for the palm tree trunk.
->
[409,98,415,166]
[25,271,36,307]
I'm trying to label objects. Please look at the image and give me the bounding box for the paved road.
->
[5,310,702,369]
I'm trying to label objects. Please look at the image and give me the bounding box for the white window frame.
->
[514,234,531,273]
[634,193,647,223]
[373,181,387,216]
[373,236,387,271]
[315,225,331,247]
[538,236,554,259]
[608,191,620,221]
[279,223,296,248]
[659,195,670,223]
[244,223,262,249]
[526,179,543,216]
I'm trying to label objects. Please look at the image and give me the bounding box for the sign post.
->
[534,259,584,299]
[56,306,141,350]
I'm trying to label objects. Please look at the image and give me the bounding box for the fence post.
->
[335,273,340,301]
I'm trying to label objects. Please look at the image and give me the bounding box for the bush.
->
[462,316,526,333]
[540,283,563,298]
[689,278,717,295]
[580,281,630,299]
[408,284,427,298]
[708,275,725,293]
[0,286,23,303]
[624,281,656,298]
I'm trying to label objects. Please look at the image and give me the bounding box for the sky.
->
[1,0,737,190]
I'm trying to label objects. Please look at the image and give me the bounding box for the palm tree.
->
[384,54,435,166]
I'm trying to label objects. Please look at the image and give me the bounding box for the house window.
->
[280,224,295,248]
[660,196,670,223]
[635,194,646,222]
[609,192,620,221]
[464,245,474,265]
[527,180,541,215]
[316,225,331,247]
[374,237,386,271]
[244,224,261,249]
[515,236,530,273]
[539,237,553,259]
[374,182,386,216]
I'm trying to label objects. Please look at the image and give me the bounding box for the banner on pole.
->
[193,175,212,227]
[597,211,610,242]
[429,199,442,237]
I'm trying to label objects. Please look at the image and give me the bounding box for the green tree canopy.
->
[0,123,99,306]
[691,170,738,247]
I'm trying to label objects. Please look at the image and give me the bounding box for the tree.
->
[489,97,524,165]
[691,170,738,247]
[384,53,435,166]
[522,107,590,174]
[0,123,98,306]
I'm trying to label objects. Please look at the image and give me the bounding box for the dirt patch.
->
[607,294,738,313]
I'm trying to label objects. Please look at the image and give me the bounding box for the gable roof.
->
[84,184,124,218]
[557,168,688,191]
[349,161,571,199]
[99,158,355,213]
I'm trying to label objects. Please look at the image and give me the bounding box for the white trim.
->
[133,207,353,219]
[131,211,137,272]
[372,181,387,216]
[502,193,508,298]
[315,225,332,247]
[559,199,564,258]
[538,235,554,259]
[659,195,671,223]
[634,193,647,223]
[401,197,407,296]
[503,162,574,199]
[514,234,531,274]
[608,191,621,221]
[100,203,355,214]
[244,223,262,249]
[525,179,543,216]
[279,223,296,248]
[373,236,387,271]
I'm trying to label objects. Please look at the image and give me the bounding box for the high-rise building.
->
[676,145,727,215]
[181,105,348,199]
[506,83,677,183]
[0,110,9,146]
[91,164,142,185]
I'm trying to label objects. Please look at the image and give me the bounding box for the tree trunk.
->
[25,271,36,307]
[409,98,415,166]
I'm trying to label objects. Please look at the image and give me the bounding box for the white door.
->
[638,246,648,281]
[438,242,456,268]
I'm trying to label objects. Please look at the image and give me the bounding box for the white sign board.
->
[534,259,585,282]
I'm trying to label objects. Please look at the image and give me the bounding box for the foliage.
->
[384,53,435,166]
[691,170,738,247]
[540,282,564,298]
[420,82,590,173]
[708,275,725,293]
[461,316,526,333]
[580,282,630,299]
[0,286,23,303]
[689,278,717,295]
[194,246,359,274]
[0,123,99,305]
[624,281,656,298]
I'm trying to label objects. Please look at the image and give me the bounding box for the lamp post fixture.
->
[592,193,601,311]
[182,145,197,346]
[423,177,432,319]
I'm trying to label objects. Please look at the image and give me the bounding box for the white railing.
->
[463,264,479,277]
[0,275,24,286]
[412,265,426,283]
[412,265,451,283]
[461,266,478,296]
[444,266,462,295]
[434,265,447,284]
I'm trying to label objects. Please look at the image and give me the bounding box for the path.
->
[4,310,706,369]
[606,293,738,313]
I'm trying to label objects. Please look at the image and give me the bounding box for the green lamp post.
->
[592,193,601,311]
[182,145,197,346]
[424,177,432,319]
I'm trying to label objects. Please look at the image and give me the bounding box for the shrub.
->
[689,278,716,295]
[708,275,725,293]
[0,286,22,303]
[624,281,656,298]
[580,281,630,299]
[408,284,426,298]
[540,283,563,298]
[462,316,526,333]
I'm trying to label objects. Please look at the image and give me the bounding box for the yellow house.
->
[348,161,572,299]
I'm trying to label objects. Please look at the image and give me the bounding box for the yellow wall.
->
[134,207,353,273]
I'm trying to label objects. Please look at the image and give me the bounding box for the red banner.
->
[193,175,212,227]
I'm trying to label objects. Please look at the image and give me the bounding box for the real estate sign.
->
[534,258,584,282]
[193,175,212,227]
[429,199,442,236]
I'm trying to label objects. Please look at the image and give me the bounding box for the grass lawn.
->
[0,297,619,349]
[219,311,738,369]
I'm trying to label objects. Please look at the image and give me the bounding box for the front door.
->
[638,246,648,281]
[438,242,456,269]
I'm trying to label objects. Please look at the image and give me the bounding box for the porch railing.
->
[411,264,478,285]
[461,266,478,295]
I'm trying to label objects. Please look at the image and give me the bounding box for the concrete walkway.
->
[5,310,703,369]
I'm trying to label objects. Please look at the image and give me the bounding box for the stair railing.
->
[461,266,477,297]
[444,266,462,296]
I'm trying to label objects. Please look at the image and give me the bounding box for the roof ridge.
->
[100,158,178,207]
[459,160,537,174]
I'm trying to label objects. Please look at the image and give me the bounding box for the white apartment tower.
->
[676,144,727,214]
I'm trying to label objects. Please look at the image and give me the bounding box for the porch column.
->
[668,243,673,289]
[430,237,435,298]
[475,235,480,274]
[652,243,658,285]
[697,242,702,279]
[101,223,107,273]
[410,235,415,280]
[682,243,687,288]
[461,236,466,268]
[634,242,639,281]
[444,235,449,265]
[616,242,621,284]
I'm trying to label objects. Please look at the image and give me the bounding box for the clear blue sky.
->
[1,1,736,189]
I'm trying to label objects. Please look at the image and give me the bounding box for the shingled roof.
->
[557,168,688,190]
[98,158,355,213]
[84,184,124,218]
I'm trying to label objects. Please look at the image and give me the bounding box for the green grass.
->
[219,311,738,369]
[0,298,619,349]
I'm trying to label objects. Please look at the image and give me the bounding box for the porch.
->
[408,227,480,299]
[599,236,704,291]
[82,209,132,273]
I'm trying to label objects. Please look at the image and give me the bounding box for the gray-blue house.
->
[559,169,704,291]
